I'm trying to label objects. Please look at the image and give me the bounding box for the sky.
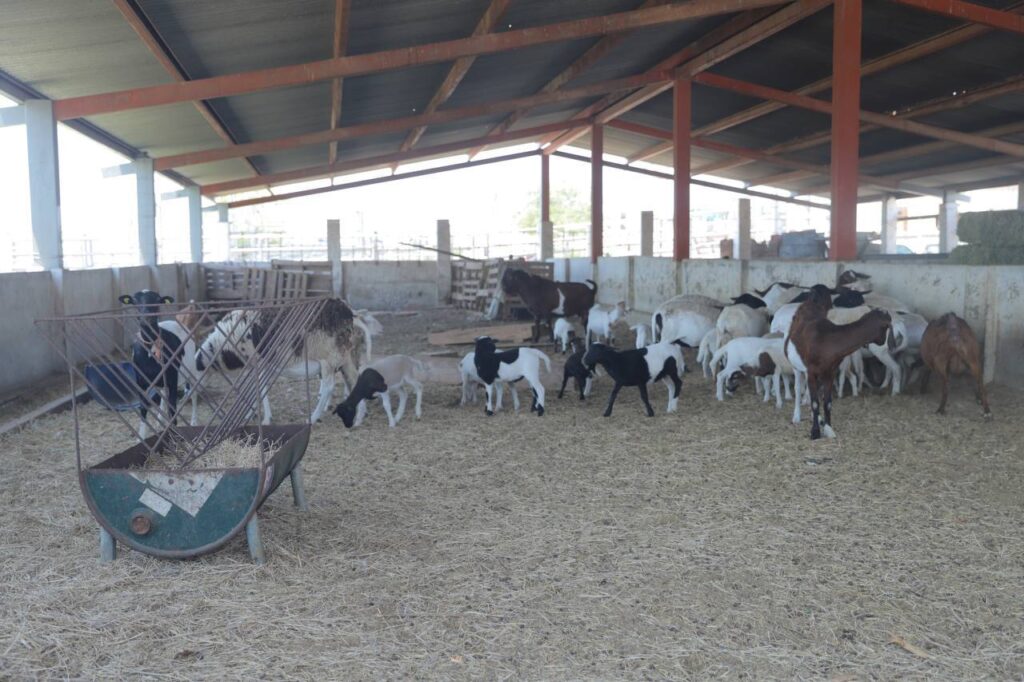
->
[1,91,1019,272]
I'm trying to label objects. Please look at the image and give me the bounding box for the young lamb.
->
[332,354,427,428]
[473,336,551,416]
[919,313,991,418]
[715,293,769,347]
[785,285,892,439]
[458,351,520,411]
[582,341,684,417]
[558,337,596,400]
[631,324,650,349]
[553,317,584,354]
[710,335,792,408]
[586,301,627,346]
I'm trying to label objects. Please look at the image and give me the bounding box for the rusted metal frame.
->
[943,172,1024,193]
[55,0,786,121]
[830,0,862,261]
[591,124,604,263]
[328,0,352,165]
[674,76,692,261]
[721,72,1024,180]
[399,0,513,157]
[689,2,1024,175]
[154,71,670,171]
[110,0,261,177]
[227,150,539,208]
[695,71,1024,157]
[465,0,671,159]
[628,140,674,163]
[202,119,589,196]
[543,0,829,153]
[888,0,1024,33]
[553,150,831,208]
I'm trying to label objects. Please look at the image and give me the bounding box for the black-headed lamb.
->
[473,336,551,416]
[558,337,596,400]
[582,341,684,417]
[332,354,427,428]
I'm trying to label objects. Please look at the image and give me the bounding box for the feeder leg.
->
[290,463,310,512]
[99,527,116,562]
[246,515,266,565]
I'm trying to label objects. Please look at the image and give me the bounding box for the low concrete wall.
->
[343,260,438,310]
[0,271,61,391]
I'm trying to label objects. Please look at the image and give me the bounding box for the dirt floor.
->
[2,306,1023,679]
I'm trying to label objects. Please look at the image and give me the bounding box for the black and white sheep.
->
[332,354,427,428]
[473,336,551,416]
[582,341,684,417]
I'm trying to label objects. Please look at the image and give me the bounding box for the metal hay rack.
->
[38,296,331,563]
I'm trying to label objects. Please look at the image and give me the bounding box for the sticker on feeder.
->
[131,472,224,518]
[139,488,172,517]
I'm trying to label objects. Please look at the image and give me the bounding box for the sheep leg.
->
[532,381,545,416]
[583,375,593,398]
[379,391,397,428]
[936,361,950,415]
[773,371,783,409]
[808,374,822,440]
[509,384,520,412]
[715,369,727,402]
[411,380,423,419]
[309,370,336,424]
[791,371,804,425]
[603,383,622,417]
[484,383,496,416]
[394,387,408,423]
[558,371,570,399]
[783,374,793,400]
[460,376,472,406]
[822,379,837,439]
[637,382,655,417]
[664,371,682,413]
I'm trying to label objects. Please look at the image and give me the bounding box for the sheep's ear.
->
[118,294,134,305]
[161,295,175,304]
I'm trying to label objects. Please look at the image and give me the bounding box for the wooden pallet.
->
[203,265,266,301]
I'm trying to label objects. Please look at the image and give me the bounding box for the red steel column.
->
[540,153,550,224]
[673,75,692,261]
[591,123,604,263]
[829,0,862,261]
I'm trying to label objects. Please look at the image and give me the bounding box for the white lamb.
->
[711,336,793,408]
[586,301,626,346]
[631,323,650,349]
[553,317,584,354]
[715,296,769,347]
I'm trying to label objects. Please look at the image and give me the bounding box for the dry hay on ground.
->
[2,309,1023,679]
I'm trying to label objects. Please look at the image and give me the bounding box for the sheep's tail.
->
[653,313,663,343]
[585,279,597,293]
[539,351,552,375]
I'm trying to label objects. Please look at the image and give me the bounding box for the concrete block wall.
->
[343,261,439,310]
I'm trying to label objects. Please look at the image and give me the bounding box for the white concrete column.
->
[938,191,960,253]
[327,219,342,297]
[1017,181,1024,211]
[640,210,654,257]
[737,198,751,260]
[881,195,899,254]
[186,186,203,263]
[539,220,554,261]
[134,157,157,265]
[436,219,452,305]
[25,100,63,270]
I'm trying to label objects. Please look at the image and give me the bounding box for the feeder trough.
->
[83,425,310,563]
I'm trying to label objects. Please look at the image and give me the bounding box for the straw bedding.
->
[1,308,1023,679]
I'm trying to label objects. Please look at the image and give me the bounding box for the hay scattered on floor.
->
[1,308,1023,679]
[135,433,271,470]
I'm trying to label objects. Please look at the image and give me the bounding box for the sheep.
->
[473,336,551,416]
[631,323,650,349]
[582,341,684,417]
[651,294,722,346]
[919,313,991,418]
[695,328,720,378]
[715,294,769,347]
[710,336,792,408]
[586,301,627,346]
[558,337,596,400]
[553,317,584,354]
[785,285,892,439]
[458,351,520,411]
[353,309,383,364]
[499,268,597,342]
[752,282,806,314]
[332,354,427,428]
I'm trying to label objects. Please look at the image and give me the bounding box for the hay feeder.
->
[39,297,330,564]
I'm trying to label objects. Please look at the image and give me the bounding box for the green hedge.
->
[949,244,1024,265]
[957,210,1024,246]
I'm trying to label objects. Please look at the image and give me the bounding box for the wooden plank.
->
[428,323,535,346]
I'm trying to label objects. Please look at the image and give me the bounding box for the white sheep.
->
[631,323,650,349]
[711,335,793,408]
[715,294,769,347]
[335,354,427,428]
[586,301,626,346]
[458,351,519,411]
[651,294,723,345]
[752,282,806,314]
[553,317,584,354]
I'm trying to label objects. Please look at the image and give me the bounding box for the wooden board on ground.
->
[428,323,535,347]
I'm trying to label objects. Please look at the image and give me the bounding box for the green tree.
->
[516,186,590,233]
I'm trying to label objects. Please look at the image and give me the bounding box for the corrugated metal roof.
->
[0,0,1021,196]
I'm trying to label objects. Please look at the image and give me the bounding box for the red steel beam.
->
[674,76,692,261]
[465,0,671,159]
[55,0,786,121]
[543,0,830,153]
[398,0,513,155]
[890,0,1024,33]
[110,0,261,177]
[591,124,604,263]
[694,72,1024,157]
[328,0,352,165]
[830,0,862,261]
[155,71,671,171]
[202,119,590,196]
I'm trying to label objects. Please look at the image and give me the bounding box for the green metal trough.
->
[82,424,310,564]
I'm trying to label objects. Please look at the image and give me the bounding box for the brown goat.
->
[920,313,991,418]
[786,285,892,439]
[500,268,597,342]
[175,300,202,334]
